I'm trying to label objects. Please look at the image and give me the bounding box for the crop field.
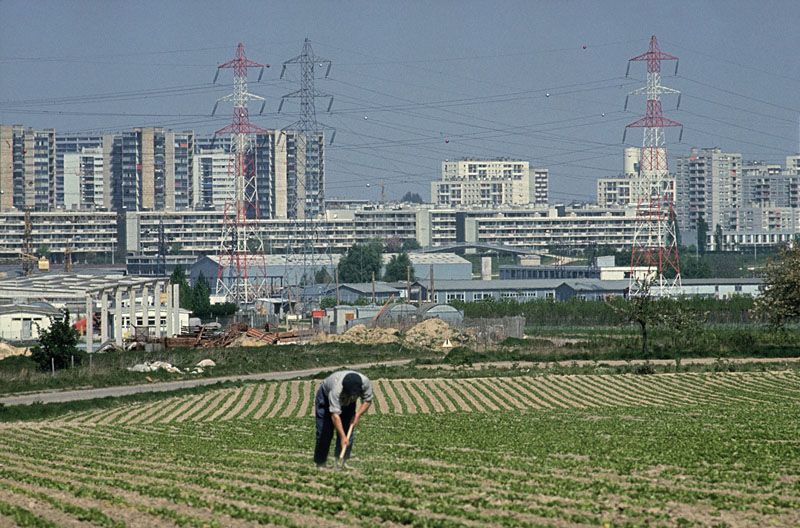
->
[50,370,800,426]
[1,370,799,527]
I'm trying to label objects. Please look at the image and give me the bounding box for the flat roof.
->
[0,273,166,300]
[386,252,471,265]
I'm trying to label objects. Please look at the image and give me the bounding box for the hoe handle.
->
[338,423,355,463]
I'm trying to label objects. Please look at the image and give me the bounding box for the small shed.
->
[0,302,61,341]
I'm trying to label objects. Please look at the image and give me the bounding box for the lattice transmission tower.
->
[211,43,270,305]
[278,39,335,297]
[623,35,683,297]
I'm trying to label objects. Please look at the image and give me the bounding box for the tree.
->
[30,310,84,371]
[401,239,421,251]
[384,252,414,282]
[401,191,423,204]
[714,224,724,252]
[696,215,709,255]
[384,237,403,253]
[608,279,658,356]
[35,245,49,258]
[658,299,708,354]
[755,246,800,327]
[192,272,212,318]
[170,265,193,311]
[314,267,333,284]
[337,240,383,283]
[320,297,337,309]
[679,254,712,279]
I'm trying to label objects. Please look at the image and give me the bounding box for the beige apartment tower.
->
[432,159,548,207]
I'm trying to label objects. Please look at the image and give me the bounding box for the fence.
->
[463,316,525,345]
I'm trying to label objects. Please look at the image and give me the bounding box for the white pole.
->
[85,294,94,354]
[166,282,174,336]
[100,291,109,344]
[141,284,149,336]
[129,286,137,340]
[172,283,181,336]
[114,287,123,347]
[154,282,162,338]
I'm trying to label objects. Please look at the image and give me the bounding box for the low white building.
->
[0,303,61,341]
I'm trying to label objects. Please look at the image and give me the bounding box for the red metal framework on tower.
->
[211,43,270,305]
[623,35,683,297]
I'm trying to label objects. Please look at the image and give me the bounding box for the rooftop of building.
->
[0,301,61,316]
[392,252,471,265]
[0,273,165,300]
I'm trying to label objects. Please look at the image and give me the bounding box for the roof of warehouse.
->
[427,279,568,290]
[0,273,163,299]
[0,302,61,316]
[335,282,400,294]
[681,278,763,285]
[195,254,342,266]
[402,252,471,265]
[424,278,630,292]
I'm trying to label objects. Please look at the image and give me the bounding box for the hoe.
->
[334,423,355,470]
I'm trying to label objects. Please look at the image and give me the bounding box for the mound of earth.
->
[0,342,29,360]
[402,318,465,349]
[316,324,400,345]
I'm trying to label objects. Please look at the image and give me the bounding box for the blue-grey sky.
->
[1,0,799,202]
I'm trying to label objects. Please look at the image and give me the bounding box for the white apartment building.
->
[124,204,653,257]
[193,150,235,209]
[416,205,658,251]
[62,147,106,209]
[597,148,676,207]
[432,159,548,207]
[0,210,118,259]
[675,147,742,233]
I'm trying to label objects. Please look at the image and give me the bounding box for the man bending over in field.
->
[314,370,373,468]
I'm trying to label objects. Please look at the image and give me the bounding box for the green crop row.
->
[1,371,799,526]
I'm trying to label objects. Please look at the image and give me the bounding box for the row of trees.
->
[335,239,417,283]
[169,266,237,319]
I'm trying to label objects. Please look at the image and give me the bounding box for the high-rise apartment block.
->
[0,125,57,211]
[111,128,195,212]
[4,124,327,219]
[675,148,742,232]
[432,159,548,207]
[55,134,107,207]
[194,129,323,220]
[285,132,326,219]
[63,147,106,209]
[597,147,676,207]
[194,149,235,209]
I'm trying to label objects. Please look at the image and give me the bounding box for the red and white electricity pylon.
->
[212,43,269,305]
[623,35,683,297]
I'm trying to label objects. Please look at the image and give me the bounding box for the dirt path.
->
[418,356,800,371]
[0,359,413,406]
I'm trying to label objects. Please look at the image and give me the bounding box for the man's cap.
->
[342,373,363,396]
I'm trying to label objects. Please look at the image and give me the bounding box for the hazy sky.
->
[1,0,799,203]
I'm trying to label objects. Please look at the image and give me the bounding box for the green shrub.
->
[30,310,86,371]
